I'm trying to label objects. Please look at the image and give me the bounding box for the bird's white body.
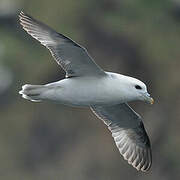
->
[23,72,145,106]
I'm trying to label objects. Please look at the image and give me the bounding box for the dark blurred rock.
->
[0,0,20,28]
[169,0,180,21]
[81,16,152,82]
[22,112,79,171]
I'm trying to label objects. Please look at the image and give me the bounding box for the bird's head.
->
[116,74,154,104]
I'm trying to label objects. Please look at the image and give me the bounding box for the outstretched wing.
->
[90,103,152,172]
[19,11,105,78]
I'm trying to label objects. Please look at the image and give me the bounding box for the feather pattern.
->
[19,11,105,78]
[90,103,152,172]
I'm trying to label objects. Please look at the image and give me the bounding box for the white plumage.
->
[19,11,154,172]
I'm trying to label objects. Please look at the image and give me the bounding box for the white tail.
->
[19,84,46,102]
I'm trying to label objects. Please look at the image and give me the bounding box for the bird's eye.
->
[135,85,142,90]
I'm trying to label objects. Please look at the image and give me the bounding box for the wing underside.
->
[90,103,152,171]
[19,11,105,78]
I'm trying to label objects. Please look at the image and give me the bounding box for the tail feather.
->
[19,84,46,102]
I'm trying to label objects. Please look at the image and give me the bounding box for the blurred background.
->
[0,0,180,179]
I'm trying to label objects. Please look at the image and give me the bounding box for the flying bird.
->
[19,11,154,172]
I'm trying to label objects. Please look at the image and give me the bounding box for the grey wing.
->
[19,11,105,78]
[90,103,152,172]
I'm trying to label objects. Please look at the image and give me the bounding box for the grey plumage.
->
[91,104,151,171]
[19,11,105,78]
[19,11,153,172]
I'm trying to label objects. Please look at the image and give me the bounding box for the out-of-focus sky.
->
[0,0,180,179]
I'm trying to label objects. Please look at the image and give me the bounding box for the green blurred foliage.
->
[0,0,180,179]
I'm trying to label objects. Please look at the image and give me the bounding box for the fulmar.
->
[19,11,154,172]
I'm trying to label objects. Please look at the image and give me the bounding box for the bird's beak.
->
[144,93,154,105]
